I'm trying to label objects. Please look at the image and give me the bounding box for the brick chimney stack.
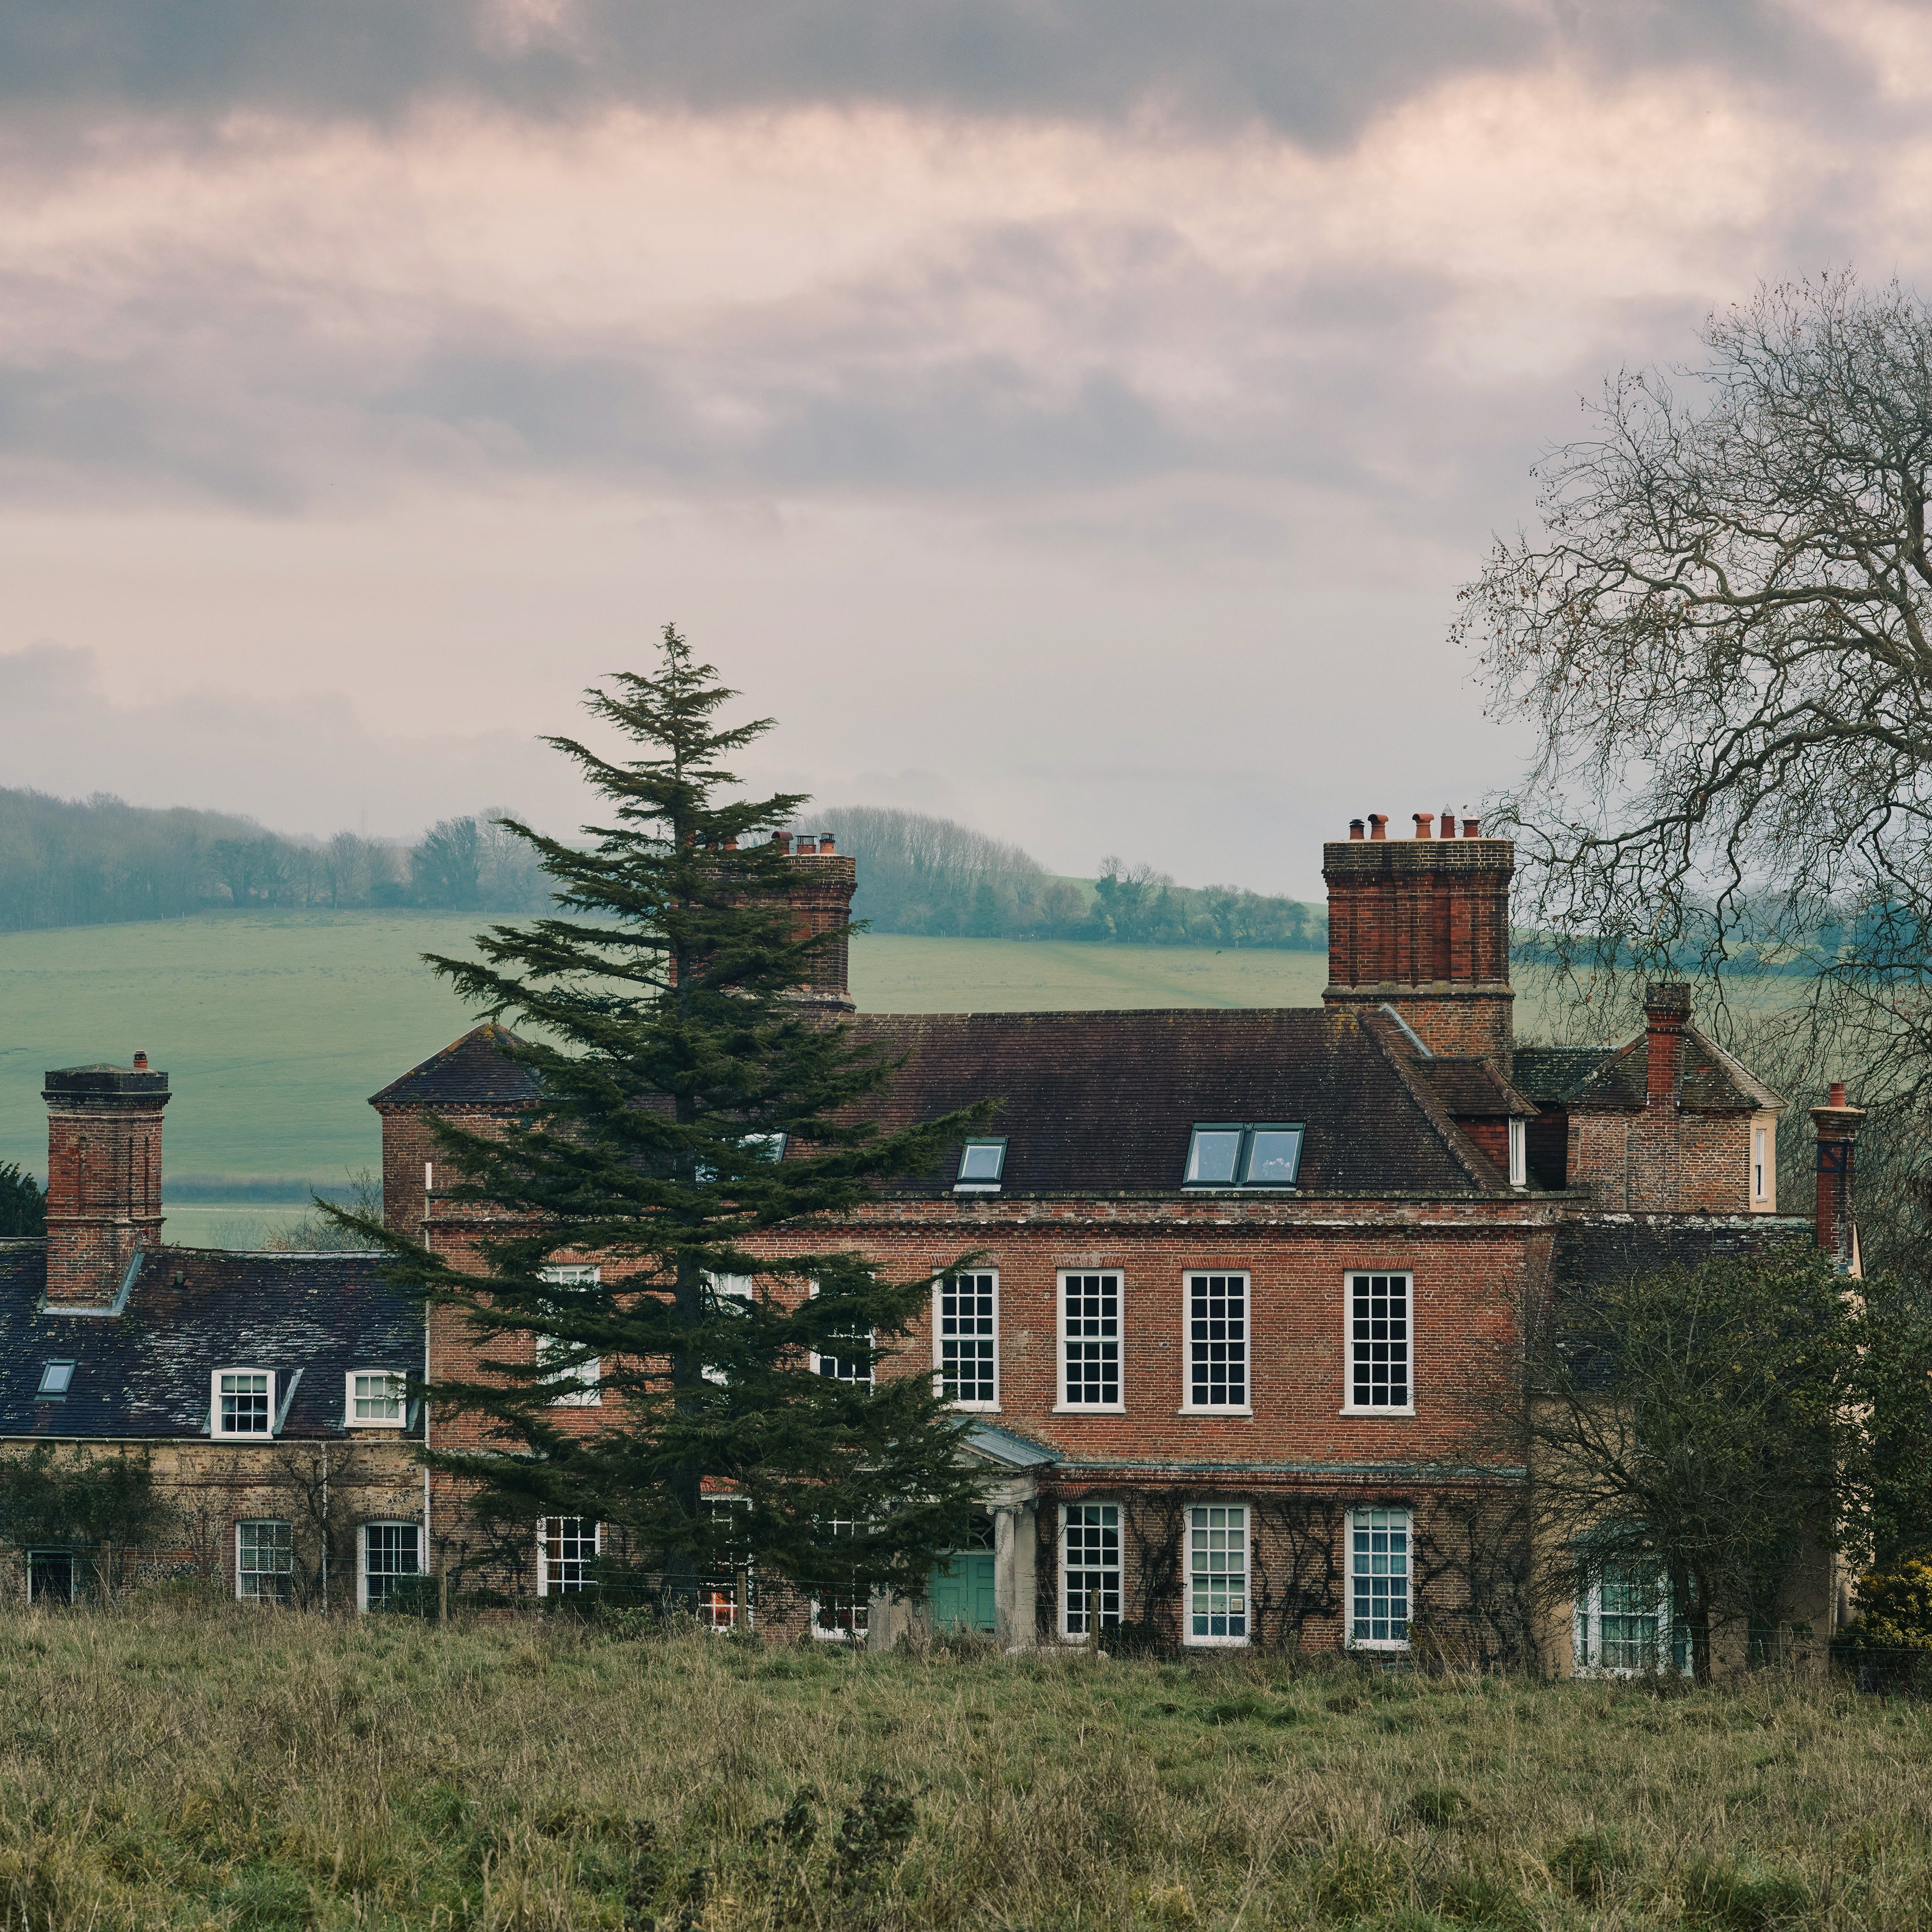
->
[785,834,857,1015]
[1323,813,1515,1063]
[1644,983,1693,1113]
[1811,1080,1866,1273]
[42,1057,170,1308]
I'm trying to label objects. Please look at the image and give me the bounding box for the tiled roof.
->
[0,1243,422,1440]
[374,1009,1521,1195]
[1568,1024,1782,1114]
[840,1009,1511,1196]
[1511,1046,1611,1106]
[1417,1057,1537,1117]
[368,1024,541,1108]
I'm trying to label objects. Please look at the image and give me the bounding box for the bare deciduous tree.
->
[1465,271,1932,1260]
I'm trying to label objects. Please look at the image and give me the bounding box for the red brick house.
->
[369,814,1849,1664]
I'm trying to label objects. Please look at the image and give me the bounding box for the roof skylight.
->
[955,1138,1007,1192]
[37,1361,75,1398]
[1183,1124,1304,1189]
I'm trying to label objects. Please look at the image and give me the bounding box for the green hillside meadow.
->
[0,911,1343,1246]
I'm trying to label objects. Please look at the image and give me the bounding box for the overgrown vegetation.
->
[0,1162,43,1237]
[0,1603,1925,1930]
[1515,1251,1932,1680]
[0,1450,170,1602]
[0,788,547,932]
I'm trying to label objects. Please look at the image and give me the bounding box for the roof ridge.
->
[1684,1023,1785,1112]
[1356,1012,1509,1195]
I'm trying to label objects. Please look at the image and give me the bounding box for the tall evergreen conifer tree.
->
[354,628,994,1613]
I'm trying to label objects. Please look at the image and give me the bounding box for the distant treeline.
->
[0,789,1322,949]
[823,807,1324,949]
[0,789,548,933]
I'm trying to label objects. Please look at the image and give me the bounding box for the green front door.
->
[929,1551,997,1632]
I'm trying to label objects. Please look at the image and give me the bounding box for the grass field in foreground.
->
[0,1604,1923,1931]
[0,914,1335,1206]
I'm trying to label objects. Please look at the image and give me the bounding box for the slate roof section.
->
[840,1009,1512,1196]
[1568,1024,1782,1114]
[1511,1046,1611,1106]
[1550,1213,1813,1296]
[368,1024,541,1109]
[0,1242,423,1440]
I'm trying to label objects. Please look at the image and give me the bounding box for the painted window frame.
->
[344,1369,406,1428]
[537,1516,602,1595]
[1181,1271,1251,1415]
[1056,1269,1125,1413]
[934,1271,1000,1411]
[360,1520,422,1613]
[1508,1117,1527,1188]
[1342,1271,1414,1415]
[539,1264,603,1406]
[1182,1122,1304,1189]
[701,1272,755,1387]
[809,1515,871,1641]
[1347,1506,1411,1650]
[955,1137,1008,1192]
[236,1519,294,1604]
[701,1496,754,1632]
[1573,1566,1686,1676]
[1185,1502,1250,1647]
[1060,1501,1122,1639]
[210,1367,275,1439]
[808,1279,874,1390]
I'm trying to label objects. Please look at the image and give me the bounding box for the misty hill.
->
[0,788,546,933]
[0,789,1322,949]
[823,806,1323,949]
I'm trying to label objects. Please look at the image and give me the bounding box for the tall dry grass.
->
[1,1601,1928,1929]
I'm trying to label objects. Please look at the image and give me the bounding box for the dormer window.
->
[955,1139,1007,1192]
[213,1369,274,1438]
[1183,1124,1304,1189]
[346,1370,406,1427]
[37,1361,74,1399]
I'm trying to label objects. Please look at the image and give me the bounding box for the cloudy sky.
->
[2,0,1927,896]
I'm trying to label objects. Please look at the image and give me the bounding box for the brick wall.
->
[1567,1109,1751,1212]
[415,1189,1552,1643]
[376,1103,529,1243]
